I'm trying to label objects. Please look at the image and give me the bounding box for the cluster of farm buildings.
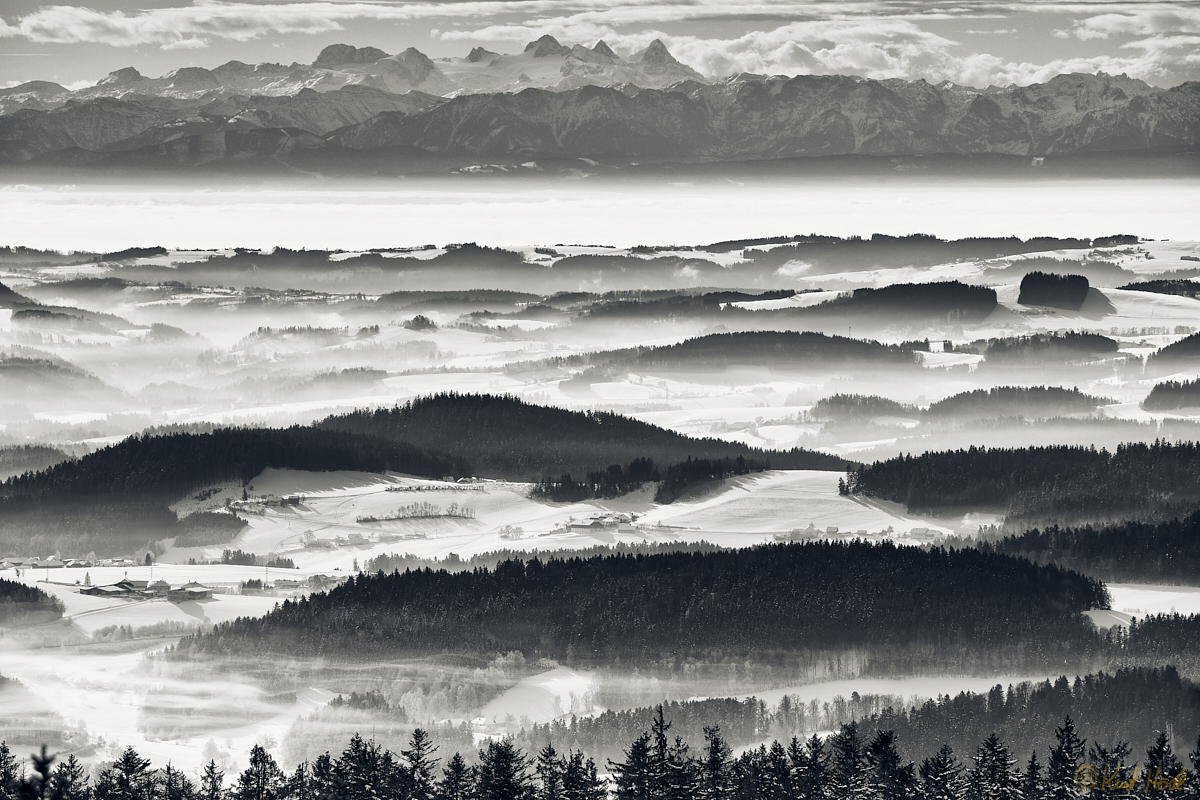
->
[80,579,214,602]
[1,554,142,571]
[774,524,948,544]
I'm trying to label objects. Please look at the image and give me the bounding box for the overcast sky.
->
[3,0,1199,90]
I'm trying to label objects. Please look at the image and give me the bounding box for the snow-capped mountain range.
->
[1,37,1196,171]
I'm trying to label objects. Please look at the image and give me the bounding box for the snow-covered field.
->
[1107,583,1200,617]
[162,467,961,574]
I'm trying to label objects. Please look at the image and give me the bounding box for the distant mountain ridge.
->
[1,40,1196,170]
[0,36,703,116]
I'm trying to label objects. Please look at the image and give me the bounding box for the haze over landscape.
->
[1,1,1200,798]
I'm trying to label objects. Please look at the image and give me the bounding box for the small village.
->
[774,523,949,544]
[80,579,213,602]
[1,552,348,604]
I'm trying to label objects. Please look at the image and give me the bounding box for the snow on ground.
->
[1107,583,1200,617]
[1084,609,1134,629]
[8,567,290,635]
[638,470,955,537]
[155,467,958,576]
[987,285,1200,333]
[476,665,599,727]
[727,291,841,311]
[920,351,984,369]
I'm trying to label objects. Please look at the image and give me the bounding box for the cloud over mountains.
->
[2,0,1199,89]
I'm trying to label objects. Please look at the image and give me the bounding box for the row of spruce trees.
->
[3,714,1198,800]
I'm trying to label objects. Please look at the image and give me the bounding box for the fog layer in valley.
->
[3,176,1200,778]
[2,176,1198,251]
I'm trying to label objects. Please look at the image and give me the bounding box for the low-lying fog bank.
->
[2,177,1197,251]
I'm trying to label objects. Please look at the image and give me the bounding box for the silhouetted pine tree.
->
[1046,717,1087,800]
[0,742,20,800]
[535,744,565,800]
[920,744,965,800]
[795,734,831,800]
[758,740,791,800]
[561,751,605,800]
[282,763,312,800]
[161,765,196,800]
[307,754,334,799]
[1087,740,1133,800]
[198,761,224,800]
[829,723,871,799]
[611,734,654,800]
[866,729,917,800]
[402,729,440,800]
[434,753,473,800]
[334,735,407,800]
[697,726,733,800]
[233,746,284,800]
[476,739,532,800]
[967,734,1021,800]
[51,755,89,800]
[95,746,157,800]
[1142,731,1185,800]
[1021,751,1044,800]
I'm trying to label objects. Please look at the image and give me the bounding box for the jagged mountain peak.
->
[639,39,677,64]
[593,40,617,59]
[313,44,390,69]
[97,67,144,86]
[391,47,435,65]
[466,47,498,63]
[164,66,219,89]
[525,35,571,58]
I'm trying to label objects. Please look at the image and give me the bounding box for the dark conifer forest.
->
[512,331,925,375]
[922,386,1112,419]
[1017,272,1091,310]
[973,510,1200,582]
[1144,378,1200,410]
[318,393,845,483]
[0,577,63,626]
[980,331,1119,362]
[798,281,998,321]
[1148,331,1200,369]
[847,441,1200,523]
[0,427,467,554]
[513,666,1200,768]
[174,541,1108,670]
[5,700,1199,800]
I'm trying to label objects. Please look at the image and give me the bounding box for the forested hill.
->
[317,393,846,480]
[847,441,1200,523]
[977,510,1200,583]
[0,427,467,556]
[924,386,1113,419]
[629,331,922,369]
[0,427,467,502]
[0,576,64,625]
[851,666,1198,767]
[511,331,924,378]
[174,540,1108,668]
[795,281,997,322]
